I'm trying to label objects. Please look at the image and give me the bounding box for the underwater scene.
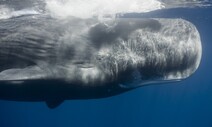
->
[0,0,212,127]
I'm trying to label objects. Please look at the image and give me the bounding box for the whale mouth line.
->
[119,78,182,89]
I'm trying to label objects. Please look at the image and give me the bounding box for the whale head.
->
[92,18,202,88]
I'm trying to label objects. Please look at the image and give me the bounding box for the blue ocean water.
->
[0,6,212,127]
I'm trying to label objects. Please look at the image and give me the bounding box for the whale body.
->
[0,15,202,108]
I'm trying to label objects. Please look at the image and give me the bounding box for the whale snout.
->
[138,19,202,82]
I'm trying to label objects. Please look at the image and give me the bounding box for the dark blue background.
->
[0,7,212,127]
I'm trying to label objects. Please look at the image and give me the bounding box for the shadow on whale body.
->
[0,15,202,108]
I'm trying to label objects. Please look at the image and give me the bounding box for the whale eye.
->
[72,60,94,68]
[96,55,103,61]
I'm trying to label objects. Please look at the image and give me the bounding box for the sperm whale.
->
[0,15,202,108]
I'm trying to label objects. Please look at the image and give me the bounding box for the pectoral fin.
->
[46,100,64,109]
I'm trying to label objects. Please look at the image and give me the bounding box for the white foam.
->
[1,0,211,20]
[44,0,212,19]
[45,0,164,19]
